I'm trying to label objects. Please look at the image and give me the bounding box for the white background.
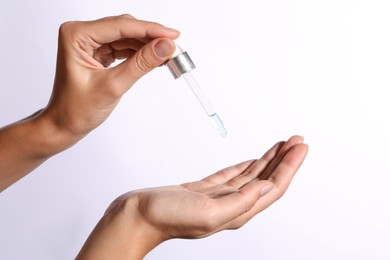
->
[1,0,389,259]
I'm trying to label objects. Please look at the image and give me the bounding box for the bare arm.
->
[76,136,309,259]
[0,109,77,191]
[0,14,180,191]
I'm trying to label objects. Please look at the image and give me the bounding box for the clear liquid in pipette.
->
[209,113,227,137]
[182,72,227,137]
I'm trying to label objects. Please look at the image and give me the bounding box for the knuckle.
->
[58,21,78,37]
[148,21,162,27]
[135,50,154,72]
[58,21,84,45]
[118,13,135,21]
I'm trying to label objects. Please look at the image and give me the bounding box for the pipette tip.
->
[209,113,227,137]
[218,127,227,137]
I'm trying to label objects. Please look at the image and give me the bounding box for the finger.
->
[202,140,291,186]
[94,53,115,68]
[95,43,114,55]
[201,160,256,185]
[221,144,308,230]
[212,180,274,232]
[110,39,144,51]
[93,50,137,68]
[259,135,304,180]
[92,44,114,66]
[94,49,138,67]
[207,180,273,228]
[85,14,180,45]
[225,141,285,189]
[112,49,137,60]
[94,39,143,66]
[107,38,176,90]
[267,143,309,191]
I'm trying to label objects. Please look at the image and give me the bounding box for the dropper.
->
[166,44,227,137]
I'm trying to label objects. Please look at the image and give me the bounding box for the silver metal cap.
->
[166,51,196,79]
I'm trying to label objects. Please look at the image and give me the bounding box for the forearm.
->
[0,109,80,191]
[0,16,179,192]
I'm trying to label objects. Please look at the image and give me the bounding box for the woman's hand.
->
[77,136,309,259]
[43,14,179,139]
[0,14,179,191]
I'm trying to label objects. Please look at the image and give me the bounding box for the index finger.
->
[83,14,180,44]
[267,143,309,191]
[217,144,309,231]
[202,141,286,186]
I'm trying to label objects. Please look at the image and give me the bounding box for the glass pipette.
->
[182,72,227,137]
[166,44,227,137]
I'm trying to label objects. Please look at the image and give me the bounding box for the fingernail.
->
[260,184,274,196]
[154,39,175,58]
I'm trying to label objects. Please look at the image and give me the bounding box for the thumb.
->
[116,38,176,87]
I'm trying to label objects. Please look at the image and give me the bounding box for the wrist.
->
[77,194,166,260]
[32,109,84,158]
[122,193,168,256]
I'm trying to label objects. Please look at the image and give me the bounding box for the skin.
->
[76,136,308,259]
[0,14,179,191]
[0,14,309,260]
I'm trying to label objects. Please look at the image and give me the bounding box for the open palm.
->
[124,135,308,241]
